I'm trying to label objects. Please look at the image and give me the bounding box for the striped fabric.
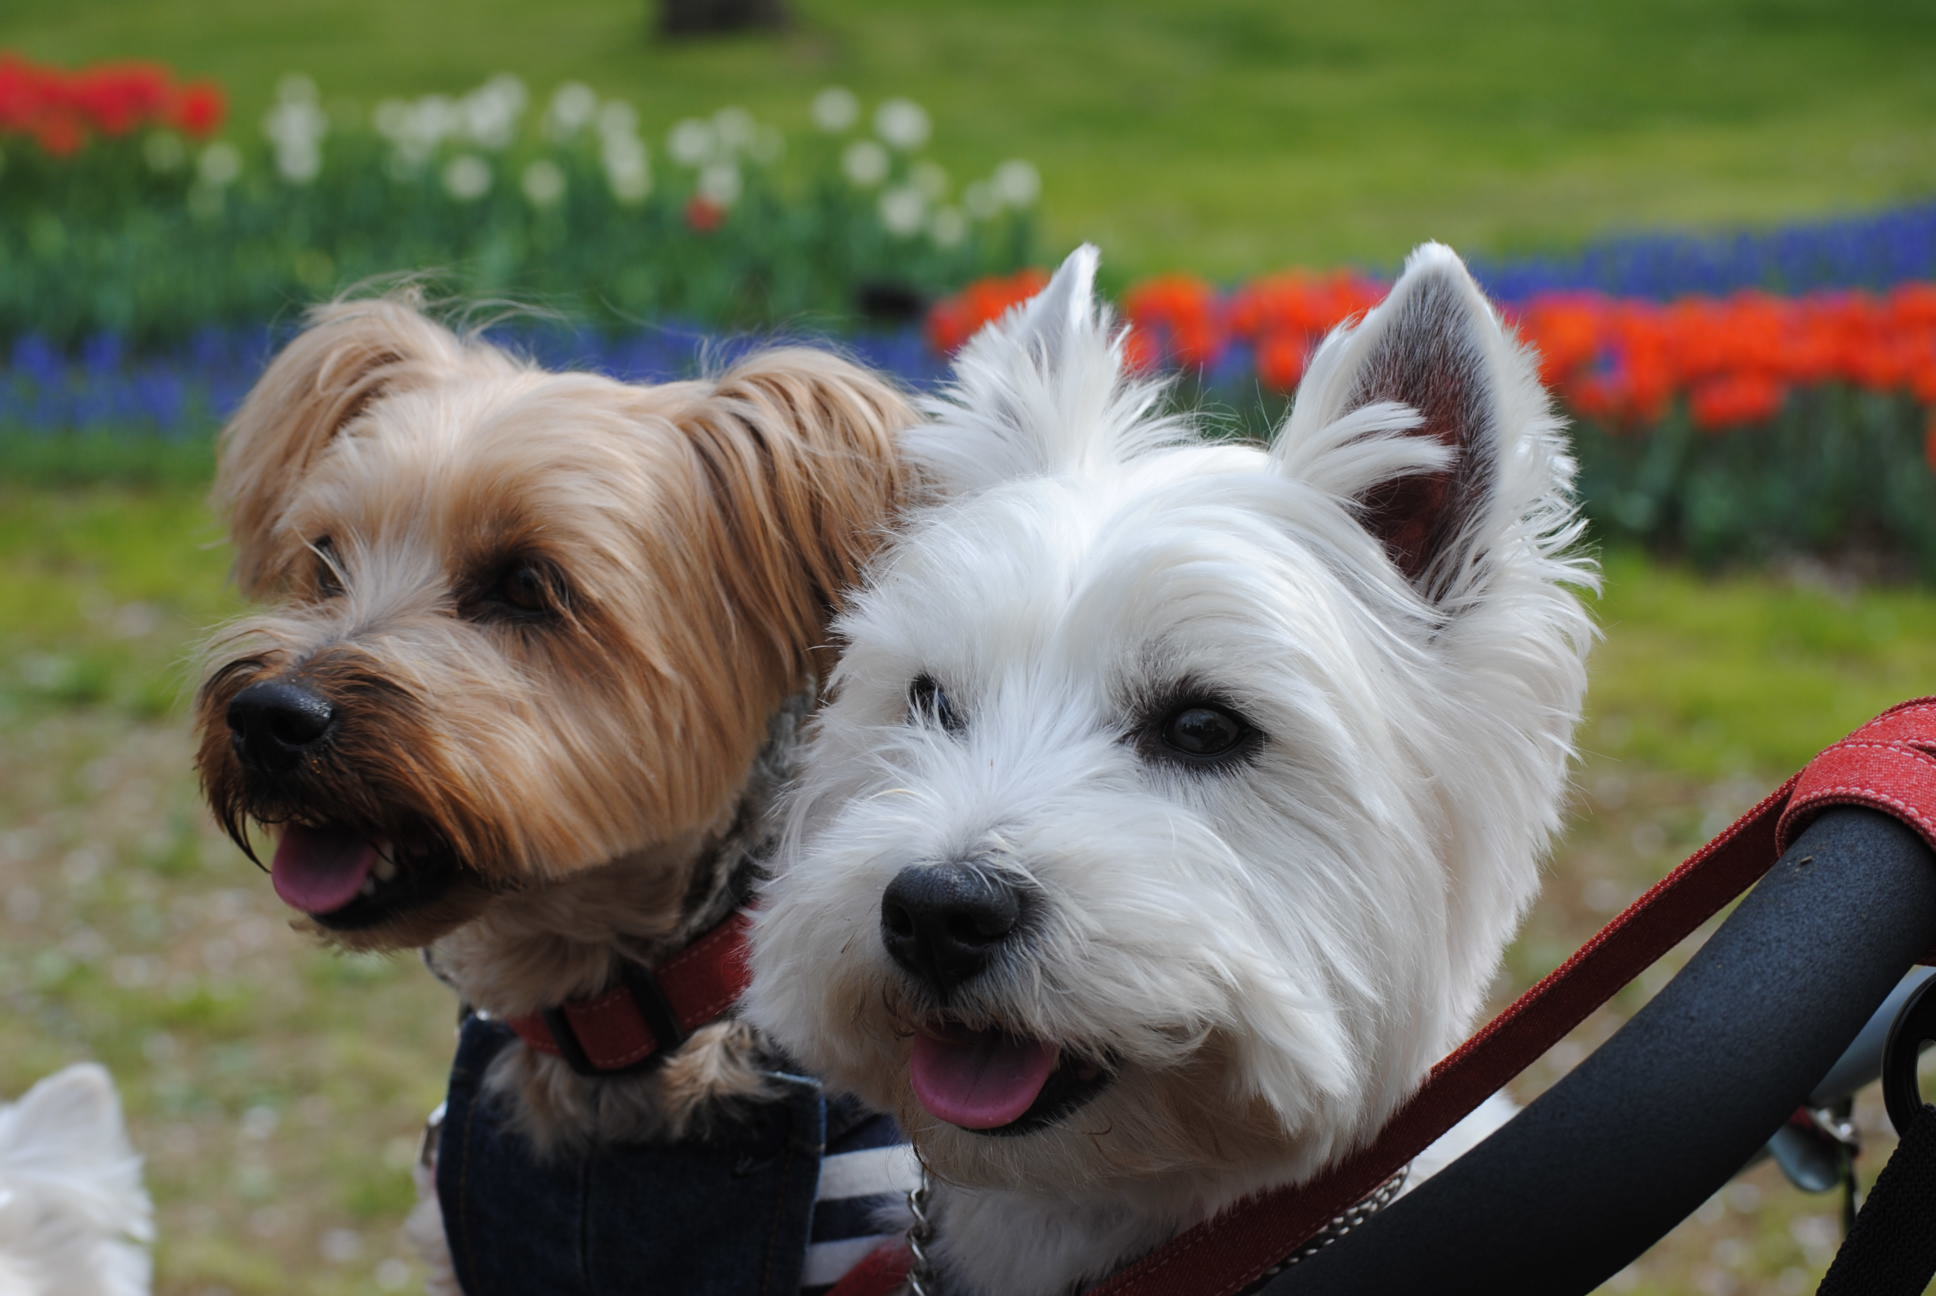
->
[802,1101,920,1294]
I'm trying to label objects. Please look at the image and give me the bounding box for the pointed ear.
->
[5,1064,131,1167]
[1005,241,1100,366]
[1273,243,1558,604]
[909,244,1182,496]
[214,296,472,598]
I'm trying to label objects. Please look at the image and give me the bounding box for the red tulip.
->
[171,81,226,138]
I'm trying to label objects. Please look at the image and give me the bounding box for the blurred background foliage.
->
[3,2,1935,1294]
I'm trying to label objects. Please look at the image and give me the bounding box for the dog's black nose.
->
[228,680,336,773]
[881,863,1023,995]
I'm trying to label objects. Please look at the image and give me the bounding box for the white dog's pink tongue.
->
[910,1026,1058,1129]
[271,825,378,915]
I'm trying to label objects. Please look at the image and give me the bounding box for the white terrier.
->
[0,1065,152,1296]
[747,244,1596,1294]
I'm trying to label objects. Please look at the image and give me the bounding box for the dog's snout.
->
[880,863,1022,995]
[227,679,337,773]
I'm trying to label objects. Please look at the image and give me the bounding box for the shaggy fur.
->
[189,295,909,1271]
[0,1065,152,1296]
[746,244,1597,1295]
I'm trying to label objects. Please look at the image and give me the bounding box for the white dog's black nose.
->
[228,680,336,774]
[881,863,1022,995]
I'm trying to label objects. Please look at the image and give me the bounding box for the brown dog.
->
[191,296,912,1287]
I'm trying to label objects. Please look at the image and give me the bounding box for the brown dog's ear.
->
[214,296,470,597]
[674,349,912,670]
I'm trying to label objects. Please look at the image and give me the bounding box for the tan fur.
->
[192,295,909,1157]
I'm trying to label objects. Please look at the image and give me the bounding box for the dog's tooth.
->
[360,877,377,898]
[374,856,398,882]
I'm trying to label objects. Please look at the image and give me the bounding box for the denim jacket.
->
[436,1015,906,1296]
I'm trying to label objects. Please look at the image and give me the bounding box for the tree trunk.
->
[656,0,790,36]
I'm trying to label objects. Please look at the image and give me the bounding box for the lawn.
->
[4,0,1933,276]
[3,476,1934,1294]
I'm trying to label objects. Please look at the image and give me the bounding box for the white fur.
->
[747,243,1595,1295]
[0,1065,152,1296]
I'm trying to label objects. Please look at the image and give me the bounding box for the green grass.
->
[3,479,1932,1293]
[7,0,1934,276]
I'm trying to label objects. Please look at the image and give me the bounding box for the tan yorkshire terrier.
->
[191,295,916,1293]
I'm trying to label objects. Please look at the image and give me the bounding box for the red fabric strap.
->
[1084,697,1936,1296]
[506,909,754,1073]
[826,1239,915,1296]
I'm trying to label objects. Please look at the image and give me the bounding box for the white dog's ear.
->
[908,244,1182,496]
[1006,241,1100,365]
[1274,243,1559,604]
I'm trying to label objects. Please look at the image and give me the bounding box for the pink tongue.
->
[910,1026,1059,1130]
[271,825,379,915]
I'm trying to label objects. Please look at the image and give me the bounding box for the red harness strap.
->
[1082,697,1936,1296]
[505,909,753,1075]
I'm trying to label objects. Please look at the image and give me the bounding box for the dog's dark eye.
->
[1152,702,1257,766]
[907,674,963,734]
[467,559,568,623]
[497,563,552,614]
[312,537,343,599]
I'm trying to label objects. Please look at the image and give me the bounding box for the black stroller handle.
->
[1267,806,1936,1295]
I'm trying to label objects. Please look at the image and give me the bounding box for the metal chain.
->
[905,1160,938,1296]
[901,1158,1408,1295]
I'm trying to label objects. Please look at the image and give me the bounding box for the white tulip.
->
[442,153,493,201]
[878,185,925,237]
[911,160,949,200]
[811,86,859,132]
[197,142,242,187]
[142,131,186,173]
[698,162,742,206]
[992,158,1041,207]
[962,179,996,219]
[842,139,889,187]
[874,98,930,150]
[713,106,756,152]
[597,101,638,139]
[521,158,567,207]
[667,117,715,166]
[276,139,322,184]
[929,206,967,248]
[546,82,598,137]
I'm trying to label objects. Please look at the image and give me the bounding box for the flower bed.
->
[0,57,1041,347]
[8,54,1936,575]
[930,268,1936,575]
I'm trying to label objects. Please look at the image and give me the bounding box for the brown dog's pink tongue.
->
[910,1026,1058,1129]
[271,825,378,915]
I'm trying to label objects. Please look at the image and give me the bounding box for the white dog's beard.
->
[748,241,1594,1295]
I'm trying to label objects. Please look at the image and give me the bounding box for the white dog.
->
[747,243,1596,1294]
[0,1065,152,1296]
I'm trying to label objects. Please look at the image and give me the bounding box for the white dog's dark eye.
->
[907,674,964,733]
[1158,704,1252,761]
[312,537,343,598]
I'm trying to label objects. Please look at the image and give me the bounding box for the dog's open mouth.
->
[270,823,462,930]
[909,1023,1112,1136]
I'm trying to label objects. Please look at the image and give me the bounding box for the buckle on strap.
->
[540,961,690,1078]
